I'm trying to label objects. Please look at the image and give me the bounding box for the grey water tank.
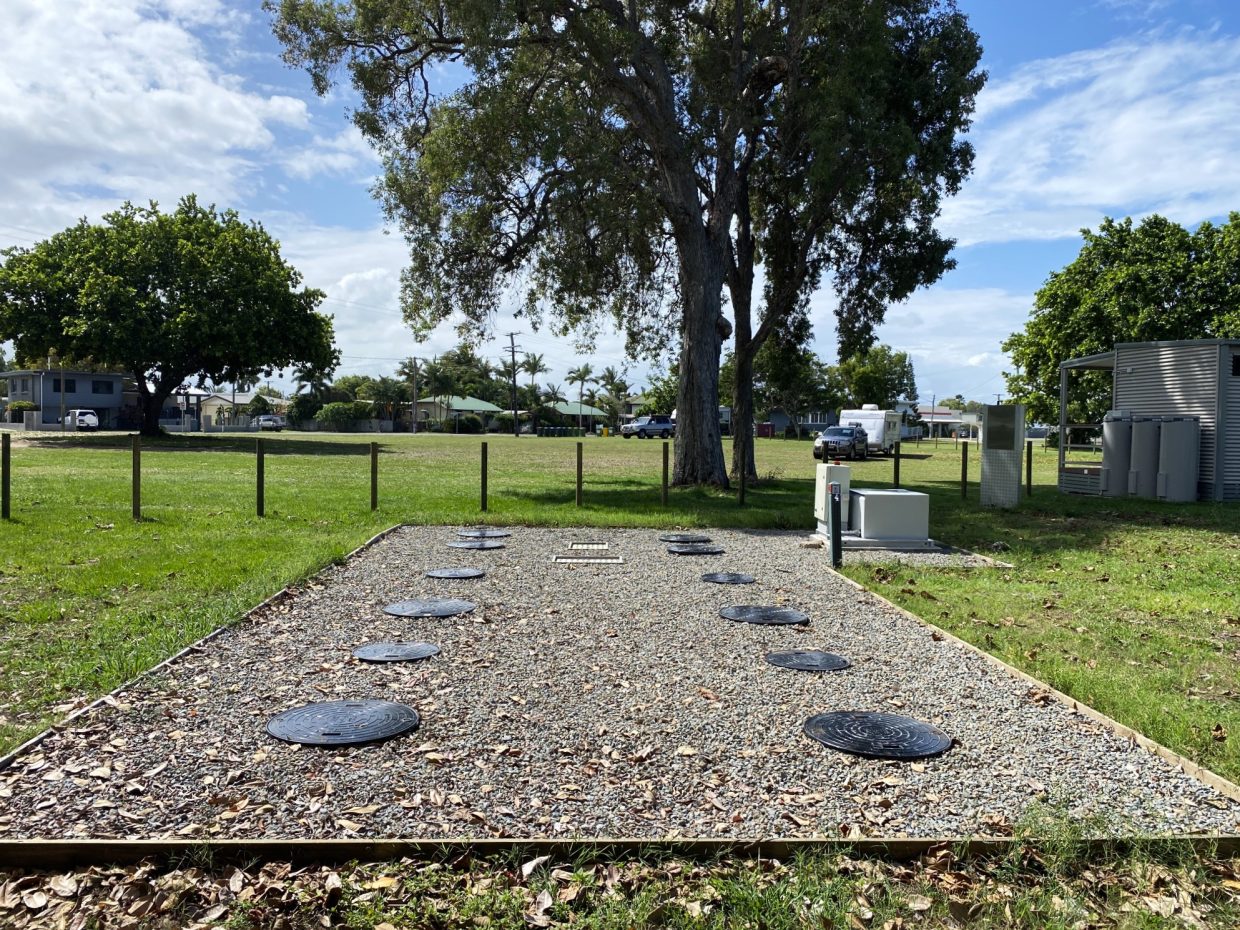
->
[1100,412,1132,497]
[1128,417,1161,499]
[1156,416,1201,502]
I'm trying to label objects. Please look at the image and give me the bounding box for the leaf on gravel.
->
[520,856,551,880]
[21,890,48,911]
[47,875,77,898]
[335,819,362,833]
[362,876,398,890]
[228,869,246,894]
[906,893,932,912]
[630,746,657,762]
[675,746,698,757]
[343,804,382,815]
[696,687,721,702]
[324,872,342,904]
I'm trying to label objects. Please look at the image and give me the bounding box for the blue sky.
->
[3,0,1240,405]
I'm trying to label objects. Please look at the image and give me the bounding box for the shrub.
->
[457,414,483,434]
[7,400,36,423]
[285,393,319,426]
[244,394,273,416]
[315,401,362,429]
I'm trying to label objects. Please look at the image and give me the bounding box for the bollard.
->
[132,435,141,521]
[481,442,488,512]
[576,441,583,507]
[828,481,843,569]
[370,442,379,511]
[961,440,968,500]
[1,432,9,520]
[661,441,669,506]
[256,438,265,518]
[1026,439,1034,497]
[893,440,901,489]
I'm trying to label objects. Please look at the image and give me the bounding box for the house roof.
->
[1,369,124,378]
[553,400,607,416]
[200,391,258,405]
[444,395,504,413]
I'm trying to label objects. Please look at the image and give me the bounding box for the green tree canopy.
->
[834,344,918,409]
[1002,214,1240,424]
[0,197,339,435]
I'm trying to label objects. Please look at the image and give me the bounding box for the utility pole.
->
[505,332,521,438]
[994,392,1003,405]
[409,356,420,435]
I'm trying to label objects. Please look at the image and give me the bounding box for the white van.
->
[838,405,901,455]
[63,409,100,430]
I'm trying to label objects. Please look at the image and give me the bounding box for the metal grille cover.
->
[425,567,486,579]
[702,572,755,584]
[457,528,512,538]
[719,605,809,625]
[803,711,951,760]
[353,642,440,663]
[383,597,476,618]
[765,649,850,672]
[448,540,505,550]
[267,700,420,746]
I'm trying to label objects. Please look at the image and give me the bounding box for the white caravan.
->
[838,405,902,455]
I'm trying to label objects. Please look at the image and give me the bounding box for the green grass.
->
[2,431,1239,799]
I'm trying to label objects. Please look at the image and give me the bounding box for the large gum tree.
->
[269,0,981,485]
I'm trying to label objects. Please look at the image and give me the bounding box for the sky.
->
[3,0,1240,403]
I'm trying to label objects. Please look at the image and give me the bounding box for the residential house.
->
[1,368,125,427]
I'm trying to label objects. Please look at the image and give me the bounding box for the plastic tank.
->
[1100,412,1132,497]
[1128,417,1161,499]
[1156,417,1201,502]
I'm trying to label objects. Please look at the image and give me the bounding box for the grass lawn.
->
[1,429,1238,799]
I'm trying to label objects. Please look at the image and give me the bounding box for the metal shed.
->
[1058,339,1240,501]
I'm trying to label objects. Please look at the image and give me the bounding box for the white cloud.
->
[281,126,377,181]
[946,29,1240,246]
[0,0,306,236]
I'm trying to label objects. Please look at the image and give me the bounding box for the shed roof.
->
[553,400,607,416]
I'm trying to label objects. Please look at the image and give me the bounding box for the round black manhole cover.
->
[457,528,511,539]
[448,540,506,550]
[425,567,486,580]
[667,543,725,555]
[702,572,755,584]
[803,711,951,760]
[766,650,850,672]
[267,700,420,747]
[719,605,809,625]
[383,597,476,618]
[659,533,712,543]
[353,642,441,663]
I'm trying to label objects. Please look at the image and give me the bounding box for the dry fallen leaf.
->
[521,856,551,880]
[906,893,932,912]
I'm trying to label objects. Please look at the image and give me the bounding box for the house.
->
[1,368,125,427]
[198,390,258,425]
[414,395,504,426]
[915,405,965,439]
[1058,338,1240,501]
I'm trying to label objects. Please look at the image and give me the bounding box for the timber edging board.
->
[0,524,408,775]
[1,836,1239,869]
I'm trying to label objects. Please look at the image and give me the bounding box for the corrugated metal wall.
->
[1113,343,1219,500]
[1227,349,1240,501]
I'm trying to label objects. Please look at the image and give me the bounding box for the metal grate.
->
[702,572,755,585]
[448,540,505,551]
[803,711,951,760]
[553,555,624,564]
[667,543,724,555]
[425,567,486,580]
[569,542,610,550]
[659,533,712,543]
[266,700,420,747]
[457,528,512,539]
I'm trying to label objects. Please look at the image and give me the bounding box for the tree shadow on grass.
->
[24,433,371,456]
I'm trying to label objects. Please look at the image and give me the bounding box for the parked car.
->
[813,425,868,460]
[255,414,284,431]
[621,414,675,439]
[62,409,99,431]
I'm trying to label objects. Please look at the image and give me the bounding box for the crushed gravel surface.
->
[1,526,1236,840]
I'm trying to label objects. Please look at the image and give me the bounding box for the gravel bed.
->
[1,526,1236,840]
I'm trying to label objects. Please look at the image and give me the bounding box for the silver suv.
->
[621,414,675,439]
[813,426,868,460]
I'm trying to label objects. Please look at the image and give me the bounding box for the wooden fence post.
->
[576,441,583,507]
[256,438,265,518]
[480,442,488,512]
[1,432,10,520]
[131,435,141,521]
[370,442,379,511]
[661,441,669,506]
[893,440,901,489]
[960,441,968,500]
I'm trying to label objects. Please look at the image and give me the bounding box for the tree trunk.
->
[672,231,729,488]
[138,390,166,437]
[731,348,758,482]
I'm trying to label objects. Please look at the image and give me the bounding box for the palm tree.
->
[542,382,566,405]
[292,361,331,401]
[520,354,550,431]
[358,376,409,422]
[566,363,596,431]
[420,359,458,429]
